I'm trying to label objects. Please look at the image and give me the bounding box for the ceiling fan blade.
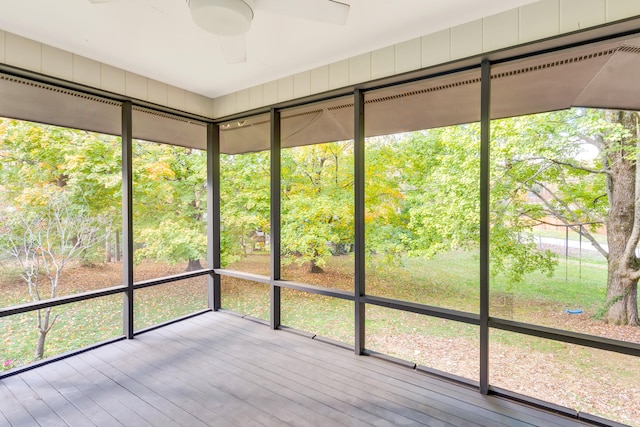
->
[218,34,247,64]
[253,0,349,26]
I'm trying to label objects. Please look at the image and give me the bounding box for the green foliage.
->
[0,119,119,267]
[281,142,354,270]
[220,151,270,266]
[0,119,122,225]
[134,218,207,265]
[132,141,207,268]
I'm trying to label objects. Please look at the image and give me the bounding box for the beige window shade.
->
[218,97,354,155]
[3,35,640,154]
[0,73,121,134]
[219,113,270,154]
[132,107,207,149]
[364,68,482,136]
[491,35,640,118]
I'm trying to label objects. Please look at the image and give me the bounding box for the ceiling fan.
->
[88,0,350,63]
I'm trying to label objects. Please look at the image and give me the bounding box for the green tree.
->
[366,109,639,325]
[366,127,557,281]
[492,109,639,325]
[281,142,354,273]
[220,151,271,265]
[132,141,207,271]
[0,119,117,359]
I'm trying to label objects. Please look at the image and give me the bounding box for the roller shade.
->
[0,74,208,148]
[132,107,207,149]
[219,113,270,154]
[491,42,618,118]
[0,73,121,134]
[3,36,640,155]
[218,99,354,155]
[219,36,640,154]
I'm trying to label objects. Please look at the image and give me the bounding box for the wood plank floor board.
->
[19,369,96,427]
[74,351,212,427]
[92,333,314,427]
[82,349,243,427]
[47,355,142,426]
[0,312,602,427]
[193,313,592,427]
[197,314,534,427]
[157,317,451,426]
[143,327,389,427]
[175,315,530,427]
[0,405,11,427]
[55,359,155,427]
[151,322,426,427]
[172,320,474,426]
[40,358,129,427]
[2,375,68,427]
[221,315,589,427]
[0,377,39,427]
[68,352,180,427]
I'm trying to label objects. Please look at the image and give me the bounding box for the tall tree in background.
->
[0,119,116,359]
[132,141,207,271]
[220,151,271,265]
[367,109,639,325]
[492,109,639,325]
[281,142,354,273]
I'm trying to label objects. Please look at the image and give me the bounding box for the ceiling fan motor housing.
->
[188,0,254,36]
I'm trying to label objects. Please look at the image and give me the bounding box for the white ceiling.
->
[0,0,537,98]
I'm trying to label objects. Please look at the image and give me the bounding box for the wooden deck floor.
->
[0,311,595,427]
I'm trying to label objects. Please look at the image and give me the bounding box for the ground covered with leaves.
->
[2,255,639,425]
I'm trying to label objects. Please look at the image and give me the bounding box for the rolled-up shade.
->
[0,73,122,134]
[490,39,627,118]
[0,74,207,148]
[219,36,640,153]
[3,35,640,154]
[132,107,207,149]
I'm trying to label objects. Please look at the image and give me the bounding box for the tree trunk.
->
[34,307,53,360]
[186,259,203,271]
[105,228,112,263]
[604,111,639,326]
[115,231,121,262]
[34,329,48,360]
[309,259,324,274]
[605,270,639,325]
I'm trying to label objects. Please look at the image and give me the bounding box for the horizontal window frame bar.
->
[215,268,271,284]
[0,285,127,318]
[277,279,354,300]
[215,268,355,300]
[490,317,640,357]
[212,271,640,357]
[364,295,481,325]
[1,269,215,318]
[133,269,214,290]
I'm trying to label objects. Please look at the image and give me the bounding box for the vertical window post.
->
[122,101,134,339]
[271,108,282,329]
[208,123,221,311]
[480,59,491,394]
[354,88,366,354]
